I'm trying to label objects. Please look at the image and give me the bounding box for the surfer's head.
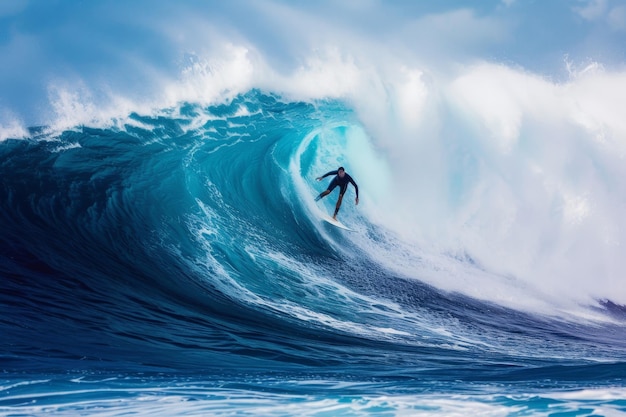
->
[338,167,345,177]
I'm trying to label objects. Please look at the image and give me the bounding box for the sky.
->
[0,0,625,128]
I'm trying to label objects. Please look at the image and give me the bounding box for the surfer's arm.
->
[350,177,359,204]
[316,170,338,181]
[349,178,359,198]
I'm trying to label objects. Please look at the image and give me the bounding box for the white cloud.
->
[573,0,626,32]
[573,0,608,20]
[400,8,510,63]
[608,5,626,31]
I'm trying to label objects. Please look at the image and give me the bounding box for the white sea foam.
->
[281,53,626,317]
[3,383,626,417]
[0,110,28,141]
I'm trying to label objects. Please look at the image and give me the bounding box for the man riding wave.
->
[315,167,359,221]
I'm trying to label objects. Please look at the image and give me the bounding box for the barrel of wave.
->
[291,123,392,233]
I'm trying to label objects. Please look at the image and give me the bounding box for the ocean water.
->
[2,2,626,415]
[2,90,626,416]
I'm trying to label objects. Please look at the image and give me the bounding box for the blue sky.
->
[1,0,625,126]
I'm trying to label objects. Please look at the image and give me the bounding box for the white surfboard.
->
[321,213,353,231]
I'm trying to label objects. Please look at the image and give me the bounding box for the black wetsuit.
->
[321,170,359,198]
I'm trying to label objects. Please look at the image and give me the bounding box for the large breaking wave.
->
[2,44,626,416]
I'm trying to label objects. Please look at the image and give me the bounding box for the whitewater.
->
[2,2,626,416]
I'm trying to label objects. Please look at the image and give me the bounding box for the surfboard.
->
[321,213,353,231]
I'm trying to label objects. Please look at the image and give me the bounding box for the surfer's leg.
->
[333,184,349,219]
[316,179,338,201]
[315,189,331,201]
[333,193,345,220]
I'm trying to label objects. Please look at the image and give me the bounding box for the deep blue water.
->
[2,91,626,415]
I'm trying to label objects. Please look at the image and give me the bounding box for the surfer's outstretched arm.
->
[316,170,338,181]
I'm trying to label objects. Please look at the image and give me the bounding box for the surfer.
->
[315,167,359,220]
